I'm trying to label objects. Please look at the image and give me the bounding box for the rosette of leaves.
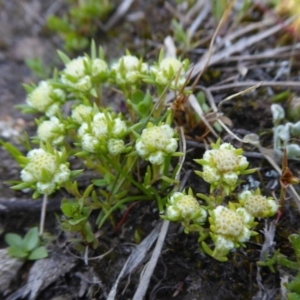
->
[61,196,98,249]
[5,227,48,260]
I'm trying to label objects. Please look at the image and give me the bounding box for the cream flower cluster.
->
[78,111,127,155]
[196,142,249,193]
[71,104,94,124]
[20,148,70,195]
[26,81,66,117]
[111,55,148,86]
[165,192,207,224]
[61,56,108,91]
[150,57,189,90]
[37,117,65,145]
[209,205,254,252]
[135,123,178,165]
[239,189,279,218]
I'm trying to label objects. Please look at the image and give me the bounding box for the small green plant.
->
[5,227,48,260]
[2,41,189,250]
[164,139,279,261]
[171,19,199,53]
[2,40,280,263]
[258,234,300,300]
[47,0,114,52]
[271,103,300,160]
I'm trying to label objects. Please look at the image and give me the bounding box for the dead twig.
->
[190,16,297,78]
[207,81,300,92]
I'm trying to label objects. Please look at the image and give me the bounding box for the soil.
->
[1,1,300,299]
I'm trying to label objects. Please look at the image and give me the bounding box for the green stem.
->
[104,154,149,196]
[98,195,152,228]
[95,84,102,107]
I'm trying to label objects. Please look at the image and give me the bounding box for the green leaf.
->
[201,241,213,256]
[90,40,96,60]
[70,169,84,178]
[83,184,94,198]
[57,50,71,65]
[61,202,74,218]
[5,233,23,248]
[92,179,107,187]
[290,234,300,262]
[23,227,39,252]
[84,222,94,243]
[69,217,86,225]
[41,168,52,182]
[32,190,41,199]
[7,247,28,259]
[132,90,144,105]
[0,141,25,166]
[28,246,48,260]
[11,182,31,190]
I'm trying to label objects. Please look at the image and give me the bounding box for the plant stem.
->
[39,193,48,236]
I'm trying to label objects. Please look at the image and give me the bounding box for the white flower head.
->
[136,124,177,165]
[152,57,188,89]
[37,117,65,145]
[223,171,238,186]
[111,55,148,86]
[120,55,139,70]
[112,118,127,137]
[26,81,65,116]
[215,235,235,251]
[214,206,244,237]
[36,181,56,195]
[165,192,206,224]
[239,190,279,218]
[148,151,165,165]
[236,207,253,224]
[135,139,149,156]
[63,56,87,79]
[213,149,240,172]
[196,140,250,193]
[176,195,200,218]
[107,139,124,156]
[92,58,108,78]
[23,149,58,182]
[20,148,70,195]
[166,206,181,221]
[53,164,71,183]
[78,122,89,137]
[92,113,108,137]
[169,192,184,205]
[75,75,92,91]
[72,104,93,124]
[202,166,221,183]
[81,134,100,153]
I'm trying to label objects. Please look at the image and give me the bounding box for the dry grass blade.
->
[208,81,300,92]
[188,93,219,138]
[106,223,161,300]
[217,82,262,112]
[103,0,134,31]
[190,16,297,78]
[190,0,235,90]
[188,1,210,38]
